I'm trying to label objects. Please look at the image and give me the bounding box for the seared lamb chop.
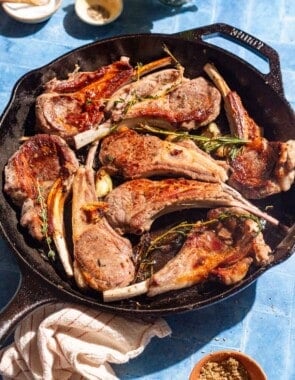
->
[99,128,228,182]
[4,134,79,241]
[118,77,221,130]
[204,63,295,198]
[229,139,295,199]
[103,206,272,300]
[36,60,134,140]
[104,178,279,235]
[106,67,185,124]
[147,207,272,296]
[72,160,135,291]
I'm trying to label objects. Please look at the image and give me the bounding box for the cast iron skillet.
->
[1,23,295,346]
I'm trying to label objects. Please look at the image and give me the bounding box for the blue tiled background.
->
[0,1,294,379]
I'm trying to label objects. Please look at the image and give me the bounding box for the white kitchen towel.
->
[0,302,171,380]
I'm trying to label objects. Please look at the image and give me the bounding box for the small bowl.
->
[2,0,62,23]
[189,350,267,380]
[75,0,123,26]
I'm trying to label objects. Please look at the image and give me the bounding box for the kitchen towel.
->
[0,303,171,380]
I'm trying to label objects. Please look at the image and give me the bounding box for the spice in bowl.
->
[189,350,267,380]
[199,356,249,379]
[86,2,110,23]
[75,0,123,25]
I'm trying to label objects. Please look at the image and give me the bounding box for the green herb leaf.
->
[36,180,56,260]
[135,211,264,281]
[133,123,248,159]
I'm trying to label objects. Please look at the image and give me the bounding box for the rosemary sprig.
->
[135,211,264,280]
[133,123,248,160]
[36,181,55,260]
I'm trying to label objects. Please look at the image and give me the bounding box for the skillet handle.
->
[0,266,59,349]
[175,23,284,96]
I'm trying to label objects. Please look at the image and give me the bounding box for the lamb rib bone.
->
[47,175,74,277]
[73,121,113,150]
[103,279,150,302]
[204,62,261,140]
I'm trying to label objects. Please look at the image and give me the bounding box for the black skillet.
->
[1,23,295,346]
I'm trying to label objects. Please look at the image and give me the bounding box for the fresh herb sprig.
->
[136,211,264,280]
[133,123,248,160]
[36,181,55,260]
[217,211,265,233]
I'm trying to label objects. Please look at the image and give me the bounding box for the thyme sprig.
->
[218,211,265,233]
[36,181,55,260]
[136,211,264,280]
[133,123,248,160]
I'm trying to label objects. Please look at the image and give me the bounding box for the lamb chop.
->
[71,144,135,291]
[103,207,272,301]
[228,139,295,199]
[204,63,295,199]
[147,207,272,296]
[117,76,222,130]
[4,134,79,241]
[99,128,228,183]
[104,178,279,235]
[35,59,134,141]
[106,67,185,124]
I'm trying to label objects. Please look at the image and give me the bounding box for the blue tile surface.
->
[0,0,294,379]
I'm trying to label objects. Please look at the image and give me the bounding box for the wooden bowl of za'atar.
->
[189,350,267,380]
